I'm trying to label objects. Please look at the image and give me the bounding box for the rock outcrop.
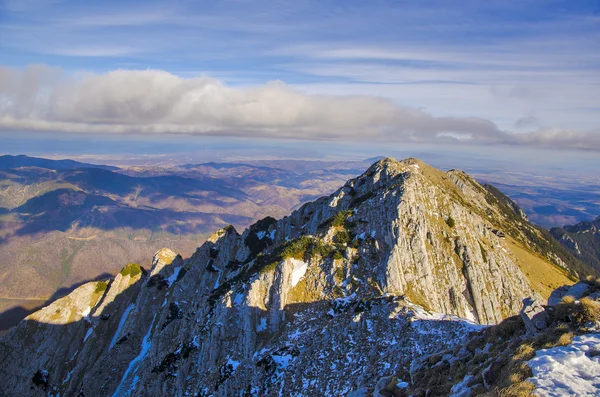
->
[550,215,600,273]
[0,158,579,397]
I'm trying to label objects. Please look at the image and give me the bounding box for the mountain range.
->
[0,155,368,332]
[550,216,600,273]
[0,158,597,396]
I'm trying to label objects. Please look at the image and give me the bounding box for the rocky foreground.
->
[0,157,593,396]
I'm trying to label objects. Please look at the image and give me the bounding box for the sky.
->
[0,0,599,159]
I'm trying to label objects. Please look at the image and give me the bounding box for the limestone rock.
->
[0,157,577,397]
[520,297,548,334]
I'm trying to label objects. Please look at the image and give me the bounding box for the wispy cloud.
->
[0,65,598,150]
[0,1,598,149]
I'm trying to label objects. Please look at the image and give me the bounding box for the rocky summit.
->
[0,158,586,396]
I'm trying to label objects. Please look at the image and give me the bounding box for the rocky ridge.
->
[0,157,582,396]
[551,215,600,273]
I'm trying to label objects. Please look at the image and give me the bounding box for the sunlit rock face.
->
[0,158,576,397]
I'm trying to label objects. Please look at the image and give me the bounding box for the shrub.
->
[319,210,355,230]
[281,236,313,260]
[120,263,143,278]
[335,230,351,245]
[94,281,108,294]
[446,216,456,228]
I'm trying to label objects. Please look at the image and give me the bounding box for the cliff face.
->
[0,158,575,397]
[551,216,600,273]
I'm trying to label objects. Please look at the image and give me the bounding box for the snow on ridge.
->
[527,333,600,397]
[408,303,486,333]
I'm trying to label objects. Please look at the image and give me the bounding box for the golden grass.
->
[287,278,322,304]
[581,297,600,322]
[497,381,535,397]
[553,295,600,325]
[513,344,535,361]
[506,237,573,298]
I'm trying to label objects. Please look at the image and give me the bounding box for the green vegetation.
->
[208,236,341,310]
[445,216,455,228]
[349,191,376,208]
[334,229,351,245]
[334,266,345,283]
[94,281,108,294]
[318,210,355,230]
[479,241,488,262]
[278,235,338,262]
[120,263,143,278]
[332,210,353,227]
[59,240,84,282]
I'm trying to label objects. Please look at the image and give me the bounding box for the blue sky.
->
[0,0,599,156]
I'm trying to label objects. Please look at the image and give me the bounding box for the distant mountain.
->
[550,216,600,272]
[0,154,118,171]
[1,158,594,396]
[0,157,361,332]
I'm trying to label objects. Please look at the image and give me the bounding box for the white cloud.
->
[0,65,599,150]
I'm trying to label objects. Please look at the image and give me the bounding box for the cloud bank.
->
[0,65,598,150]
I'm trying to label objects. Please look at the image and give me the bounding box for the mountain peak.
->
[0,158,583,397]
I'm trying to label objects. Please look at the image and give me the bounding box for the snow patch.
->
[62,369,74,385]
[233,292,245,306]
[410,304,485,332]
[527,333,600,396]
[166,266,182,287]
[111,314,157,397]
[396,380,409,389]
[257,317,267,332]
[227,358,241,371]
[450,374,474,397]
[109,303,135,350]
[83,327,93,342]
[272,353,293,370]
[290,258,308,287]
[81,306,91,318]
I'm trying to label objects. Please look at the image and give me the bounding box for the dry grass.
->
[506,238,573,299]
[552,295,600,325]
[556,332,574,347]
[581,297,600,322]
[585,275,600,289]
[513,344,535,361]
[497,381,535,397]
[407,279,598,397]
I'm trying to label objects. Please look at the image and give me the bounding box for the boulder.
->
[520,297,548,334]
